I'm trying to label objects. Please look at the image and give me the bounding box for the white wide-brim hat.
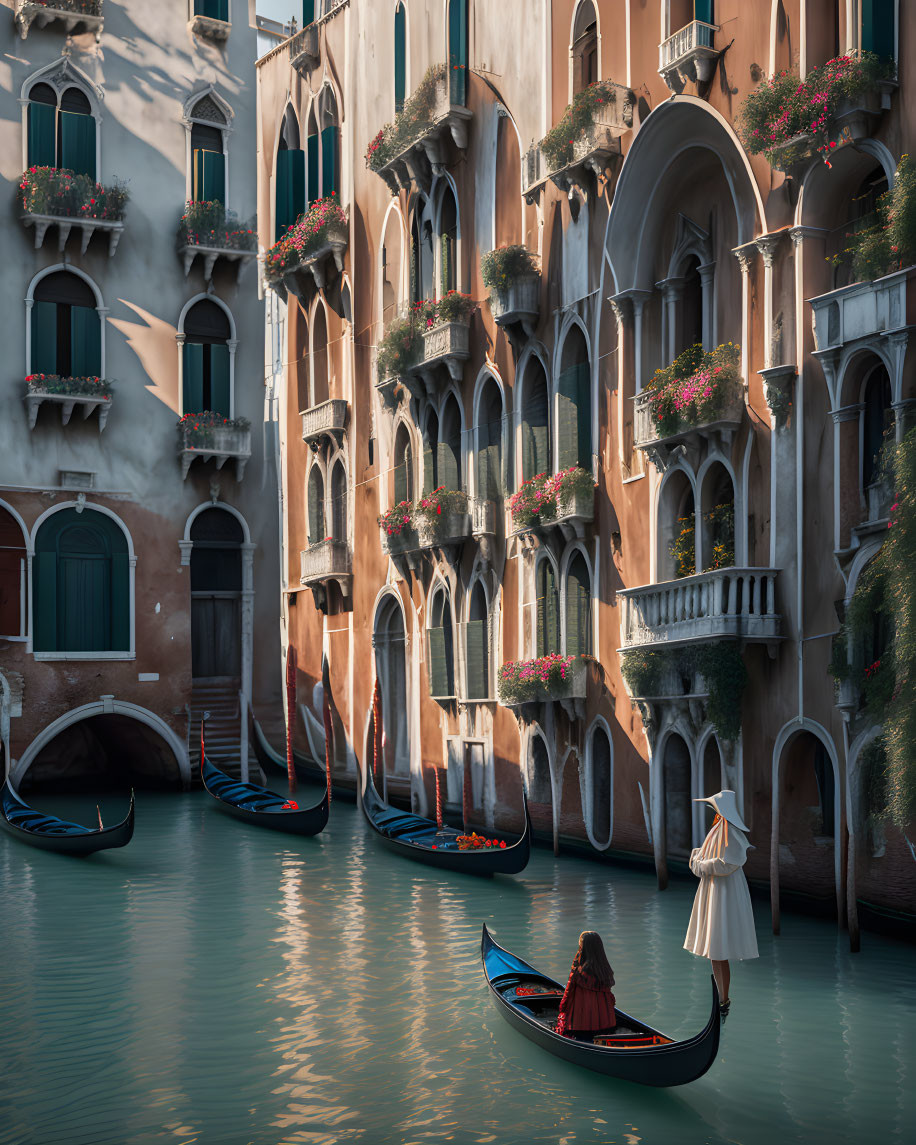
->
[693,790,748,832]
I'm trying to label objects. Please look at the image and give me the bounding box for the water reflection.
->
[0,794,913,1145]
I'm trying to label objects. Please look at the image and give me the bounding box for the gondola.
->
[250,717,356,803]
[360,764,531,876]
[481,925,720,1087]
[0,779,134,855]
[201,751,329,836]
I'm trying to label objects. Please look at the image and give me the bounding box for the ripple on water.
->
[0,792,913,1145]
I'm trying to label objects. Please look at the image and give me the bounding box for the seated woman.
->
[556,931,617,1041]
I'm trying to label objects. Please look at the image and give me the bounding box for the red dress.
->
[556,968,617,1037]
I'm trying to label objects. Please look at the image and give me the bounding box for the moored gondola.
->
[481,925,720,1087]
[0,780,134,856]
[201,745,329,837]
[361,764,530,876]
[250,716,356,803]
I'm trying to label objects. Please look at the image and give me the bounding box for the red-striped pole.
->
[435,767,443,829]
[372,677,382,782]
[462,748,472,832]
[285,646,298,795]
[323,688,333,805]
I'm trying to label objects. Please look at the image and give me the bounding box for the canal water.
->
[0,789,913,1145]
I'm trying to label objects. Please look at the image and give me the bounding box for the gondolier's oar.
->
[285,646,298,795]
[323,688,333,806]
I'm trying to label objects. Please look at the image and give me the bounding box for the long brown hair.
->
[572,931,614,988]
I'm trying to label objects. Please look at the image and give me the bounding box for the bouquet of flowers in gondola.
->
[456,831,507,850]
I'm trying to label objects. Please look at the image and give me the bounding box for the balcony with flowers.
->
[300,538,352,609]
[498,654,589,713]
[19,167,127,257]
[177,201,257,282]
[365,64,473,195]
[379,489,471,566]
[375,314,423,408]
[738,52,896,173]
[482,246,540,348]
[15,1,103,40]
[177,412,251,482]
[263,196,347,300]
[509,468,595,541]
[634,342,744,470]
[659,19,720,92]
[410,293,474,389]
[189,0,230,42]
[25,374,112,431]
[301,398,348,449]
[522,80,635,200]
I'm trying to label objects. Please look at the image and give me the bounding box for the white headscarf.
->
[698,813,752,865]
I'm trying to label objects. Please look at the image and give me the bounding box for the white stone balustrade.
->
[178,426,251,482]
[809,268,910,352]
[301,399,348,447]
[659,20,718,85]
[300,540,351,584]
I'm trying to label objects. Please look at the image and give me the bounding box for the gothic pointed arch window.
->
[565,551,591,657]
[572,2,598,95]
[375,597,408,775]
[307,107,320,204]
[312,303,329,407]
[466,580,490,700]
[439,394,462,491]
[27,80,96,178]
[308,465,326,546]
[190,94,227,204]
[861,362,893,491]
[331,460,348,543]
[427,586,455,699]
[476,378,503,500]
[423,409,440,494]
[30,271,101,379]
[557,325,591,471]
[393,423,414,506]
[521,358,550,482]
[410,197,434,302]
[276,106,305,239]
[439,184,459,294]
[587,722,613,846]
[536,557,560,657]
[182,299,232,417]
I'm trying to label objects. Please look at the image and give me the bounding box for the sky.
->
[258,0,300,24]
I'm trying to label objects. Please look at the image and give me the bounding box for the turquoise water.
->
[0,790,913,1145]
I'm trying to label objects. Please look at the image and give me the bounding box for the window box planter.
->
[264,199,348,300]
[178,415,251,482]
[15,1,103,40]
[380,523,417,557]
[634,383,744,458]
[416,320,470,383]
[23,211,124,257]
[766,92,885,172]
[177,203,257,282]
[498,654,589,707]
[510,468,595,535]
[367,64,473,195]
[25,377,112,431]
[416,512,471,549]
[489,274,540,340]
[301,398,348,448]
[658,19,718,90]
[289,23,319,73]
[20,168,129,257]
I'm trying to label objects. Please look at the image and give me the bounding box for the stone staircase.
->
[189,678,256,782]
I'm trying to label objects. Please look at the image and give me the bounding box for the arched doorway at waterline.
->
[662,732,692,864]
[777,731,838,914]
[190,508,243,680]
[526,732,554,840]
[700,735,723,834]
[373,596,409,790]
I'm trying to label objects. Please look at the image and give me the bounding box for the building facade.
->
[0,0,282,790]
[256,0,915,944]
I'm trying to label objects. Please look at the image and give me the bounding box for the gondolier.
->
[684,790,759,1018]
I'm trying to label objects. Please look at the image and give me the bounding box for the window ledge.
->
[25,391,112,432]
[15,2,103,41]
[178,242,257,283]
[22,213,124,258]
[178,428,251,482]
[1,635,28,643]
[33,651,134,661]
[189,15,231,42]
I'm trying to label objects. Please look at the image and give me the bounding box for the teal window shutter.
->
[465,618,488,699]
[565,554,591,657]
[290,148,306,222]
[183,343,205,412]
[862,0,895,59]
[198,0,229,19]
[70,306,102,378]
[302,1,315,24]
[307,133,320,202]
[577,361,591,469]
[209,344,231,416]
[276,149,292,237]
[394,4,406,111]
[110,552,129,651]
[428,625,449,697]
[536,561,559,657]
[32,551,57,652]
[28,102,56,168]
[194,150,225,203]
[31,301,58,375]
[694,1,714,22]
[60,112,95,179]
[522,376,549,480]
[321,126,338,198]
[438,438,460,491]
[59,549,110,651]
[448,0,468,105]
[308,469,325,545]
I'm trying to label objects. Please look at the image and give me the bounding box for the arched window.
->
[428,587,455,699]
[439,186,458,294]
[448,0,468,105]
[381,209,404,325]
[494,115,522,248]
[589,723,612,846]
[307,108,320,205]
[557,326,591,471]
[439,394,462,490]
[295,307,310,412]
[565,552,591,657]
[699,463,734,571]
[190,507,242,679]
[476,378,503,500]
[466,581,489,700]
[659,471,696,580]
[572,2,598,95]
[394,3,407,113]
[308,466,326,546]
[833,166,889,289]
[190,97,226,204]
[393,424,414,506]
[536,558,560,657]
[423,410,440,493]
[521,358,550,481]
[31,271,100,378]
[319,89,340,200]
[375,598,408,774]
[528,735,551,803]
[680,256,703,356]
[28,82,95,177]
[312,304,329,406]
[663,732,692,861]
[275,106,305,239]
[410,200,433,302]
[861,362,892,490]
[331,460,347,542]
[183,300,231,416]
[0,508,27,639]
[33,508,129,654]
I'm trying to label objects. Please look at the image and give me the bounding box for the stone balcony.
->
[768,87,894,173]
[22,212,124,258]
[300,539,352,609]
[369,69,473,196]
[178,240,257,284]
[178,424,251,482]
[380,508,472,569]
[523,83,635,200]
[617,567,781,651]
[489,274,539,348]
[633,382,745,471]
[405,319,470,396]
[189,10,230,43]
[498,655,589,721]
[659,20,718,90]
[289,23,319,73]
[301,398,348,449]
[25,387,111,432]
[268,219,348,302]
[513,482,595,542]
[809,267,912,354]
[15,0,103,40]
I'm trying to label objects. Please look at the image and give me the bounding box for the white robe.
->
[684,818,759,962]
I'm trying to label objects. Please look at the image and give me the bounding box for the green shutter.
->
[183,343,205,412]
[523,380,549,480]
[428,625,449,697]
[199,0,229,19]
[194,150,225,203]
[276,150,292,237]
[862,0,895,59]
[537,562,559,657]
[60,554,109,651]
[60,112,95,179]
[394,461,408,506]
[209,344,231,417]
[423,439,435,495]
[694,0,714,23]
[70,306,101,378]
[302,1,315,24]
[28,103,56,168]
[307,133,320,203]
[289,149,306,222]
[321,126,338,198]
[308,472,324,545]
[110,551,129,651]
[577,361,591,469]
[438,438,459,491]
[557,366,578,471]
[394,4,406,111]
[32,551,57,652]
[566,558,591,657]
[448,0,468,105]
[31,301,58,375]
[466,618,488,699]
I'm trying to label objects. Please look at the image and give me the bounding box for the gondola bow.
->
[1,781,134,855]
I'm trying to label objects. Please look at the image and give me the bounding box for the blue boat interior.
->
[2,790,93,836]
[204,764,294,812]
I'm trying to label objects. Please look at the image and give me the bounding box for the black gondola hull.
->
[0,782,134,855]
[251,718,357,803]
[481,925,720,1087]
[201,756,329,836]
